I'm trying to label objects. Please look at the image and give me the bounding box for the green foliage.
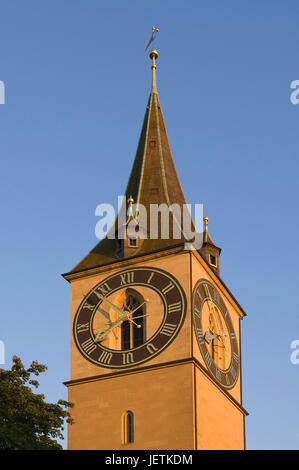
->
[0,356,73,450]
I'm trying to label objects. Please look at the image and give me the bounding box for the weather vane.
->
[144,26,159,52]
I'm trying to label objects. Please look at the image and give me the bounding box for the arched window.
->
[121,289,146,350]
[121,410,134,444]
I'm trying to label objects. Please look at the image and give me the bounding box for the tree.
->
[0,355,73,450]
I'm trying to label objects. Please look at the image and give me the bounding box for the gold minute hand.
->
[205,294,227,350]
[94,292,125,317]
[126,300,148,317]
[206,292,224,336]
[125,300,148,328]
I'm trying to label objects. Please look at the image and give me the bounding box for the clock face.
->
[73,267,186,369]
[192,279,239,389]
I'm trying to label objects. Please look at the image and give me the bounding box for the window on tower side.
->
[121,410,134,445]
[128,237,137,247]
[209,254,217,267]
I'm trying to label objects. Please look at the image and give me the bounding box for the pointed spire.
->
[200,216,221,276]
[66,48,192,274]
[125,49,187,215]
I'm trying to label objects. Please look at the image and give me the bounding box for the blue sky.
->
[0,0,299,449]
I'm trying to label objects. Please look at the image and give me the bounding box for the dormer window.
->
[128,238,137,247]
[209,254,217,267]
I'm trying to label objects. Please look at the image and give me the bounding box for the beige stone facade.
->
[65,248,247,450]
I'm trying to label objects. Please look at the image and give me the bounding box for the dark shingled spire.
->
[65,50,214,276]
[124,50,187,222]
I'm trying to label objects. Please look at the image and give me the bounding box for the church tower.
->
[63,48,247,450]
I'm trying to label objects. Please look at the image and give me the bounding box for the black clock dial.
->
[192,279,239,389]
[73,267,186,369]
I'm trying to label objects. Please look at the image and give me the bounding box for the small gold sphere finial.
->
[203,216,209,231]
[128,195,134,206]
[149,49,159,61]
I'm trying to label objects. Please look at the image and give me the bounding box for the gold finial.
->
[203,216,209,243]
[149,49,159,93]
[127,195,135,220]
[149,49,159,62]
[203,216,209,231]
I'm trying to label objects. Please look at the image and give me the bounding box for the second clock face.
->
[192,279,239,389]
[73,267,186,369]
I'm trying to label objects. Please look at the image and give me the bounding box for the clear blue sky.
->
[1,0,299,450]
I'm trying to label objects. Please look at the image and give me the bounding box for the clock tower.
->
[63,49,247,450]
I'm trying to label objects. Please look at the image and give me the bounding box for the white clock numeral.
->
[203,283,211,299]
[120,272,134,285]
[196,327,203,338]
[167,301,182,314]
[147,272,154,284]
[95,283,112,297]
[77,323,89,333]
[161,282,174,295]
[193,307,201,319]
[196,289,203,302]
[225,374,231,385]
[230,332,236,340]
[230,366,237,380]
[204,351,212,369]
[196,328,205,345]
[83,300,95,311]
[146,343,158,355]
[213,289,220,305]
[160,323,177,336]
[81,338,97,355]
[216,368,222,382]
[122,352,134,364]
[232,352,239,363]
[98,350,113,364]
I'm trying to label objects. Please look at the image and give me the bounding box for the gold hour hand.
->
[95,330,109,343]
[95,316,124,343]
[94,299,148,342]
[204,329,217,344]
